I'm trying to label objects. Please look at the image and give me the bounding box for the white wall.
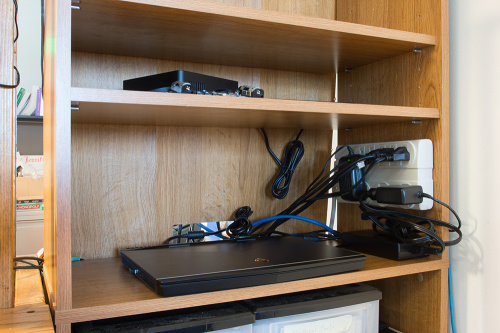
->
[16,0,42,98]
[449,1,500,332]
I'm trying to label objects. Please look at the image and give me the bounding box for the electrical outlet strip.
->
[334,139,433,210]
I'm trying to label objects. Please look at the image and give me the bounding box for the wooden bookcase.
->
[0,0,16,310]
[42,0,449,332]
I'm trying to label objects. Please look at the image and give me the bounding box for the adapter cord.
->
[261,128,305,199]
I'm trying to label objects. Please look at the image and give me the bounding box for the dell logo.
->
[254,258,270,263]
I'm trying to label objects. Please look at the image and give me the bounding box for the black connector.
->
[371,185,423,205]
[366,147,410,162]
[391,147,411,161]
[184,231,206,240]
[338,154,367,201]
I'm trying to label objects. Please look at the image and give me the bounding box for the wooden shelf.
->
[17,115,43,123]
[56,254,447,325]
[71,88,439,129]
[71,0,436,74]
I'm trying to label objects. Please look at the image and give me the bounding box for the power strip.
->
[334,139,433,210]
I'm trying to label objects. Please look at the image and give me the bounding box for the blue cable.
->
[449,251,457,333]
[252,215,340,237]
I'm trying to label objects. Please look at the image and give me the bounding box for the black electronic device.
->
[238,85,264,98]
[123,70,239,94]
[341,229,428,261]
[120,236,366,297]
[338,154,367,201]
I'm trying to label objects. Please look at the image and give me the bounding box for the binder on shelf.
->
[16,87,26,106]
[35,88,43,116]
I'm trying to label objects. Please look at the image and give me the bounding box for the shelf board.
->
[71,88,438,129]
[17,115,43,123]
[72,0,436,73]
[57,254,447,325]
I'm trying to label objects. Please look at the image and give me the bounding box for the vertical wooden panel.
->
[43,0,73,317]
[369,270,445,332]
[71,124,157,259]
[336,2,449,332]
[0,0,16,309]
[71,126,331,259]
[210,0,261,8]
[263,0,336,20]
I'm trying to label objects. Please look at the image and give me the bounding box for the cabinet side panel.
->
[71,126,331,259]
[43,0,73,313]
[369,270,445,333]
[0,0,16,309]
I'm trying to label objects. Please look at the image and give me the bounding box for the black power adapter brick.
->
[372,185,423,205]
[341,229,429,261]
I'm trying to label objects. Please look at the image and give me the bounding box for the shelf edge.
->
[57,257,447,325]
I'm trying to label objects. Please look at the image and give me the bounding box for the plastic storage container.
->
[72,302,254,332]
[243,284,381,333]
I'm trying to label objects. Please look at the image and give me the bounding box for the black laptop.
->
[120,236,366,297]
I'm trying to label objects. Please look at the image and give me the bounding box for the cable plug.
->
[184,231,207,240]
[367,147,410,161]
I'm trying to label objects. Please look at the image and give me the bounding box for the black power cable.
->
[261,128,304,199]
[358,189,462,255]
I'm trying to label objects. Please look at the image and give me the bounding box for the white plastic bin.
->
[244,284,381,333]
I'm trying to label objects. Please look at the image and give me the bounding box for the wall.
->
[17,0,42,95]
[449,1,500,332]
[16,0,43,156]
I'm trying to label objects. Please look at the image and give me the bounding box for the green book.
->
[16,87,25,107]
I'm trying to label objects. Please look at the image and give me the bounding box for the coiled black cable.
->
[261,128,304,199]
[226,206,253,238]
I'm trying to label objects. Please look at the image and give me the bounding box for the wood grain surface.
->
[336,2,449,332]
[55,254,447,324]
[368,269,446,332]
[43,0,73,319]
[262,0,335,20]
[0,304,54,333]
[71,125,331,258]
[0,0,16,310]
[14,269,45,307]
[69,87,439,129]
[71,0,435,74]
[41,1,451,332]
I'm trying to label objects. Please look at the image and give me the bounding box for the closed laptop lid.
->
[120,236,364,285]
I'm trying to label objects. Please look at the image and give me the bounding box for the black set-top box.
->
[123,70,238,93]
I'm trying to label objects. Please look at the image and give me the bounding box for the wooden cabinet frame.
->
[42,1,449,332]
[0,0,17,310]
